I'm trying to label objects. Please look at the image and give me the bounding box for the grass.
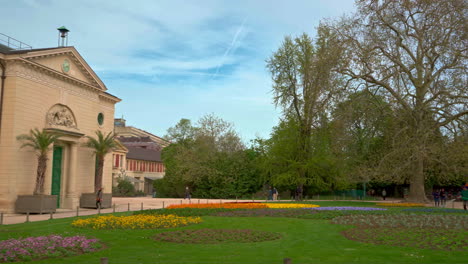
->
[0,201,467,264]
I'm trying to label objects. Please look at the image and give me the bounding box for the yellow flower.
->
[262,203,319,208]
[71,214,202,229]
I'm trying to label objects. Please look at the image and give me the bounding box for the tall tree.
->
[85,131,117,192]
[331,0,467,201]
[17,128,62,195]
[266,30,343,190]
[331,90,393,184]
[159,115,259,198]
[164,118,196,144]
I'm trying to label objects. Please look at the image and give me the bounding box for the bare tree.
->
[330,0,467,201]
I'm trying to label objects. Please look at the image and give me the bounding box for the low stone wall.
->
[79,193,112,209]
[15,195,57,214]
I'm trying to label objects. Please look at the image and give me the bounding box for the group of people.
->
[431,188,447,207]
[268,187,278,200]
[432,185,468,210]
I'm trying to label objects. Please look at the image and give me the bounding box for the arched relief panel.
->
[45,104,78,130]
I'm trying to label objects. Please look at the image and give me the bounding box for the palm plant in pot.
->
[15,128,62,213]
[80,130,117,208]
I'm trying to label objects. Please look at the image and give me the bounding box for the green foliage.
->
[16,128,63,156]
[256,117,348,196]
[84,130,117,159]
[16,128,63,194]
[112,178,136,197]
[84,130,117,192]
[157,115,262,198]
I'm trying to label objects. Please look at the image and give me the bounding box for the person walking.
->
[96,187,103,209]
[296,186,303,201]
[185,186,191,200]
[440,188,446,207]
[432,189,440,207]
[273,187,278,200]
[461,185,468,211]
[382,189,387,200]
[268,187,273,200]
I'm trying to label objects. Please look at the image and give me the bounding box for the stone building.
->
[0,36,120,212]
[113,118,169,194]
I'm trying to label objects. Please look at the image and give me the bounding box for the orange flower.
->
[167,203,268,209]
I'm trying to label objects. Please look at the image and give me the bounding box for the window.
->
[97,113,104,126]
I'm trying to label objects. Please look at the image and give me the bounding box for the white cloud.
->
[2,0,355,141]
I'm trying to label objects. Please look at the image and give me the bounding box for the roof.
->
[0,43,14,53]
[0,46,64,55]
[126,146,162,162]
[119,136,153,143]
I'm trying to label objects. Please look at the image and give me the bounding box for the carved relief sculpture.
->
[46,104,77,128]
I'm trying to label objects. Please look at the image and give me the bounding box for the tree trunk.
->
[408,154,426,202]
[95,156,104,193]
[34,155,48,195]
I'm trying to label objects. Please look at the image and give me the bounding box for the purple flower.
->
[0,235,101,262]
[305,206,387,211]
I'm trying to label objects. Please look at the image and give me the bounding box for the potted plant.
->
[15,128,62,213]
[80,130,117,208]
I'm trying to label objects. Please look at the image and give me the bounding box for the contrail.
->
[212,17,247,79]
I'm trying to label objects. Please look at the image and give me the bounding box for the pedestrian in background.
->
[432,189,440,207]
[440,188,446,207]
[185,186,191,200]
[273,187,278,200]
[461,185,468,211]
[96,187,103,209]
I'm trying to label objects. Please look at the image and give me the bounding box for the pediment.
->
[20,47,107,91]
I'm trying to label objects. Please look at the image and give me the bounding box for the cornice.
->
[99,92,121,103]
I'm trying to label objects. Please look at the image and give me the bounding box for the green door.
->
[51,146,63,208]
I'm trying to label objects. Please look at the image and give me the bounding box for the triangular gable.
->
[19,47,107,91]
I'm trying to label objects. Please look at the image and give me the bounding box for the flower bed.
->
[343,227,468,251]
[332,214,468,229]
[0,235,100,263]
[215,209,314,218]
[166,203,267,209]
[71,214,202,229]
[135,208,240,217]
[264,203,319,209]
[153,229,281,244]
[376,202,425,207]
[402,208,468,214]
[307,206,386,211]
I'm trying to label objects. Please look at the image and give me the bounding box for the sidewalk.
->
[1,197,465,225]
[0,197,242,225]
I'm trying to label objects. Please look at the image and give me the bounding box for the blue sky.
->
[1,0,355,142]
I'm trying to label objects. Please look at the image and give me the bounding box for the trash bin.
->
[152,191,157,198]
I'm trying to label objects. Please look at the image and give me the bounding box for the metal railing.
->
[0,33,32,50]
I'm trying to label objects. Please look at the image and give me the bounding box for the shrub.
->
[113,178,136,197]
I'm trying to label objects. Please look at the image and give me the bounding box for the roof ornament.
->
[57,26,70,47]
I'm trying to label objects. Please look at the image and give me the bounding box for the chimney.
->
[57,26,70,47]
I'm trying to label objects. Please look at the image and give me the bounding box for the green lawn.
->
[1,201,467,264]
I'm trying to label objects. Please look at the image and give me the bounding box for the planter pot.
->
[80,193,112,209]
[15,195,57,214]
